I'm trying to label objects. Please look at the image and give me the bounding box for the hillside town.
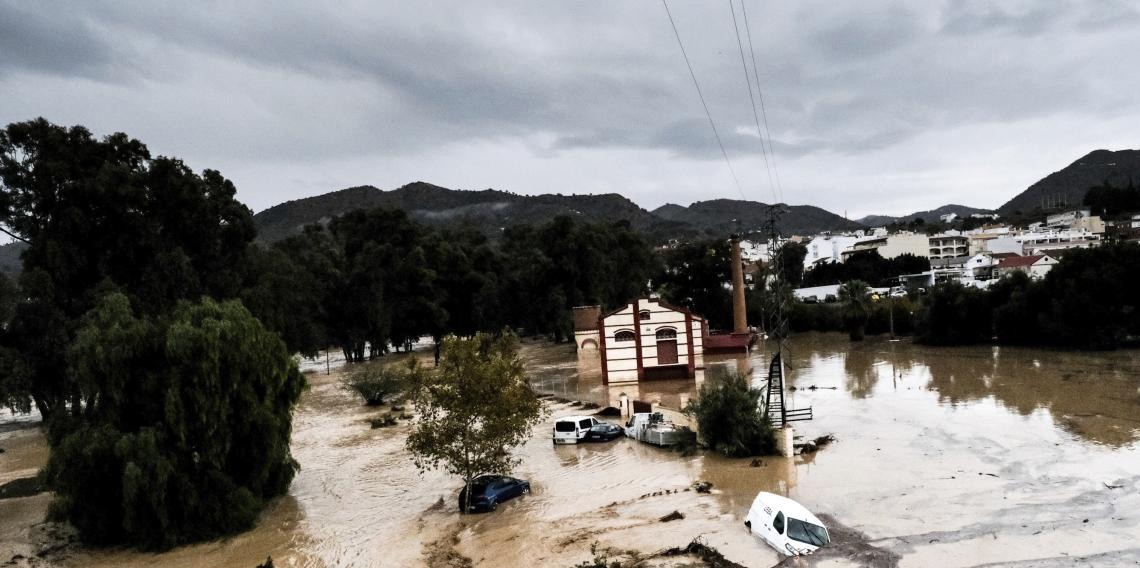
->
[728,207,1140,302]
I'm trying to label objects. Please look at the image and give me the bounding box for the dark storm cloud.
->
[0,2,115,78]
[2,0,1138,215]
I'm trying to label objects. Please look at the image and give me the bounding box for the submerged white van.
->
[745,492,830,556]
[552,415,599,444]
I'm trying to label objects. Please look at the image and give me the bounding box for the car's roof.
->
[752,492,826,527]
[555,415,595,422]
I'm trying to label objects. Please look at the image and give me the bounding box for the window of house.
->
[614,330,635,342]
[656,328,677,339]
[638,310,650,320]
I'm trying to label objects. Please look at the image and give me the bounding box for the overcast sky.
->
[3,1,1139,218]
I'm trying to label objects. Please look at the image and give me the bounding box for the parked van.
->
[553,415,599,444]
[745,492,830,556]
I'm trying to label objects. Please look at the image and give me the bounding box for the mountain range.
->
[997,149,1140,215]
[856,204,994,227]
[251,182,860,244]
[2,147,1137,277]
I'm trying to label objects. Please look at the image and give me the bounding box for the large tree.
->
[45,294,304,548]
[656,239,733,329]
[405,331,542,511]
[0,118,256,417]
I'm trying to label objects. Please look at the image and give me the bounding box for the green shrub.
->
[685,371,776,457]
[342,364,407,405]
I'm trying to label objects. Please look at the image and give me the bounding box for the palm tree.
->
[838,280,871,341]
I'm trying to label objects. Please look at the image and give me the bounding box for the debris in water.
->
[657,537,747,568]
[693,481,713,493]
[594,406,622,417]
[749,458,763,467]
[659,510,684,522]
[370,415,397,428]
[814,434,837,447]
[254,557,274,568]
[1104,482,1124,489]
[979,472,999,478]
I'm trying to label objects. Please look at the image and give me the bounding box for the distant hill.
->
[857,204,994,227]
[998,149,1140,216]
[253,182,695,243]
[651,199,864,236]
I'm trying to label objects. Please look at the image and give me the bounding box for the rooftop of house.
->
[996,254,1047,268]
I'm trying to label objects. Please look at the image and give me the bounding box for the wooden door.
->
[657,340,678,365]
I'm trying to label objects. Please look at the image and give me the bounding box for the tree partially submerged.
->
[405,331,542,511]
[43,294,305,549]
[685,371,775,458]
[838,280,871,341]
[342,362,409,406]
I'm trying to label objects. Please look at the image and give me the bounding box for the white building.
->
[1016,229,1101,255]
[802,234,859,270]
[574,299,706,384]
[841,233,929,261]
[939,212,959,223]
[994,254,1058,279]
[928,231,970,267]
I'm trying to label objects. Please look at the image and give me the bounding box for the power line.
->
[661,0,746,201]
[739,0,785,203]
[727,0,778,203]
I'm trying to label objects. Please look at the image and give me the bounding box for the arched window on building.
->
[614,330,636,342]
[655,327,678,364]
[638,310,651,321]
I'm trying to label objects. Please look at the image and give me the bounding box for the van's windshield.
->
[555,421,577,432]
[787,518,829,547]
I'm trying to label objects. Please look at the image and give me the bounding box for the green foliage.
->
[787,301,844,334]
[656,239,733,329]
[802,250,930,288]
[43,294,304,549]
[0,119,256,417]
[915,282,992,345]
[342,363,408,406]
[838,280,871,341]
[240,245,328,357]
[1083,180,1140,219]
[774,242,808,286]
[685,371,776,457]
[911,243,1140,349]
[405,331,543,509]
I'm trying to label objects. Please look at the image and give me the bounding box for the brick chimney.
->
[731,236,748,334]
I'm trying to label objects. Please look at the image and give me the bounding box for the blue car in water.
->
[458,474,531,513]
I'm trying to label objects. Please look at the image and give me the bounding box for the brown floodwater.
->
[2,333,1139,567]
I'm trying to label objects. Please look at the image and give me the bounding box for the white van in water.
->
[553,415,599,444]
[745,492,830,556]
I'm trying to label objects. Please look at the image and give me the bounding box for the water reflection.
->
[529,333,1140,447]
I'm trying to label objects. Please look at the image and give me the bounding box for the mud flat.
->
[2,333,1140,567]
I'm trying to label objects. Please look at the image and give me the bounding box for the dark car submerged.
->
[584,422,623,442]
[458,474,531,513]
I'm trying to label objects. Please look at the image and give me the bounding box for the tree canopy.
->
[405,331,542,510]
[44,294,304,549]
[0,118,256,418]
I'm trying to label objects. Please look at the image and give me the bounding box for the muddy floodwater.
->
[3,333,1140,567]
